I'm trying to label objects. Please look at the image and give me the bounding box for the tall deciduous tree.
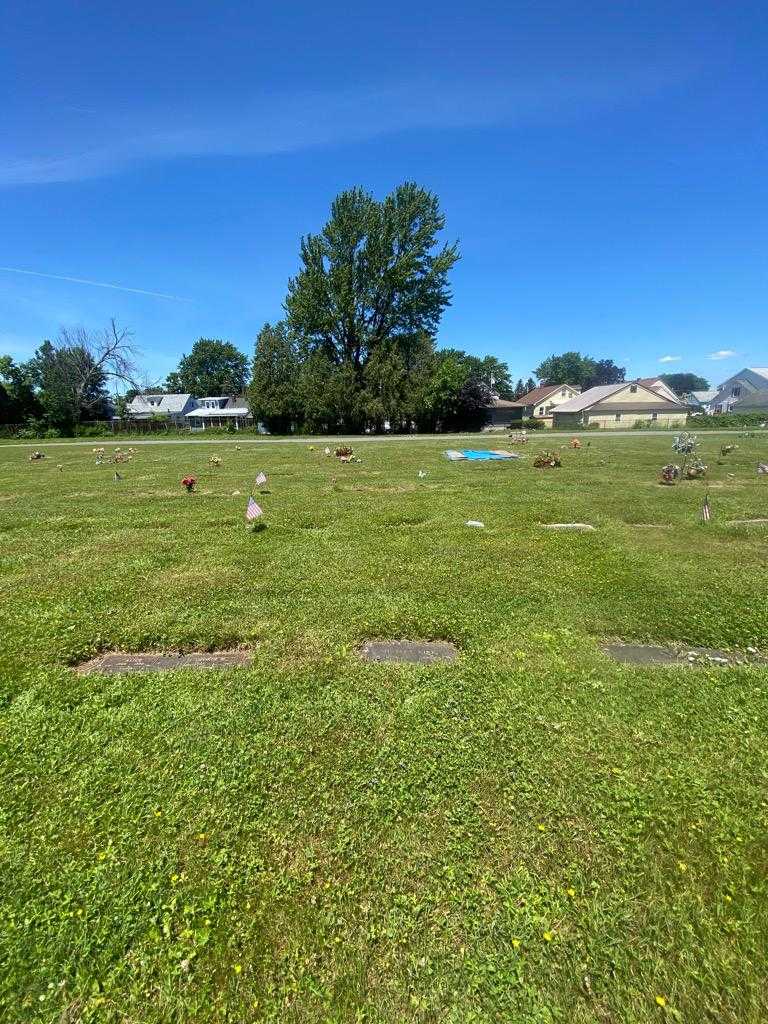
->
[285,182,459,404]
[28,320,139,430]
[535,351,597,387]
[660,372,710,393]
[422,349,497,431]
[0,356,42,423]
[583,358,625,389]
[167,339,249,397]
[250,322,300,433]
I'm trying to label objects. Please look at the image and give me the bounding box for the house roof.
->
[128,393,192,414]
[511,384,578,407]
[487,397,521,409]
[554,380,689,414]
[689,390,718,402]
[748,368,768,382]
[553,383,628,412]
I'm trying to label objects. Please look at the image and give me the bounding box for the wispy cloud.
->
[0,62,694,186]
[708,349,737,360]
[0,266,191,302]
[658,354,681,363]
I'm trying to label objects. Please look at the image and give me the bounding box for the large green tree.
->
[660,372,710,393]
[583,358,625,389]
[29,340,111,431]
[422,349,497,431]
[535,351,597,388]
[167,339,249,397]
[0,356,41,423]
[250,322,300,433]
[284,182,459,429]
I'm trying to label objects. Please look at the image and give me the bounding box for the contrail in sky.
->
[0,265,192,302]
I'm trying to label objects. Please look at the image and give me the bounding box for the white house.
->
[707,368,768,414]
[126,393,196,424]
[185,396,253,429]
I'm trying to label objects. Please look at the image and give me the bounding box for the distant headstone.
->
[541,523,596,532]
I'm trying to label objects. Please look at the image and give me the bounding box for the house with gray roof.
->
[552,380,688,430]
[685,389,719,414]
[706,368,768,415]
[126,393,196,424]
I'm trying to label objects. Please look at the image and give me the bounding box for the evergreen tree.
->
[250,322,300,433]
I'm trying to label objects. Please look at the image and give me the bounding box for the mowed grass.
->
[1,434,767,1023]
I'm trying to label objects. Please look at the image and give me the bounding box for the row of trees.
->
[1,182,711,434]
[532,351,709,393]
[0,322,140,433]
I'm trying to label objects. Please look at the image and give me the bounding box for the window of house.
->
[561,388,567,396]
[651,412,658,421]
[614,412,621,422]
[732,386,741,397]
[538,407,544,415]
[629,385,637,393]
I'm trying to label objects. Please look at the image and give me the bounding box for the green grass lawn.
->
[1,435,767,1023]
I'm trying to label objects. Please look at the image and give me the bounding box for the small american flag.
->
[246,496,262,522]
[701,494,711,522]
[255,471,267,487]
[758,463,768,475]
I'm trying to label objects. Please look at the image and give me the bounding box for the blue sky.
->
[1,1,766,388]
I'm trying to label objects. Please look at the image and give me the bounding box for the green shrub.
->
[521,417,545,430]
[689,413,767,429]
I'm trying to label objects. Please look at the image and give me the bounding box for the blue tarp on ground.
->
[444,449,520,461]
[462,449,509,460]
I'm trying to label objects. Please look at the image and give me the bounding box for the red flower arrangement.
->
[181,475,197,493]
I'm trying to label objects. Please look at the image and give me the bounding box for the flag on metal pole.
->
[255,471,267,487]
[701,493,711,522]
[246,496,263,522]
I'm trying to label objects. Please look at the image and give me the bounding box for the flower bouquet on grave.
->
[209,456,222,468]
[685,459,708,480]
[181,475,197,493]
[28,450,45,461]
[570,437,582,449]
[660,463,681,485]
[533,450,562,468]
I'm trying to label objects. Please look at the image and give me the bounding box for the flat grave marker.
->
[76,650,253,675]
[360,640,458,664]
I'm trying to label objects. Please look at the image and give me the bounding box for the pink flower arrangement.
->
[181,475,197,493]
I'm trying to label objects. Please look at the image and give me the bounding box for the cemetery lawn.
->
[2,434,768,1024]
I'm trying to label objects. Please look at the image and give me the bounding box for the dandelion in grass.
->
[655,996,667,1007]
[543,931,554,942]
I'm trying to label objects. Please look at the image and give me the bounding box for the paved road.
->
[0,429,759,449]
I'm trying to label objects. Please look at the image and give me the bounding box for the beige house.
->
[552,380,688,430]
[506,383,582,428]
